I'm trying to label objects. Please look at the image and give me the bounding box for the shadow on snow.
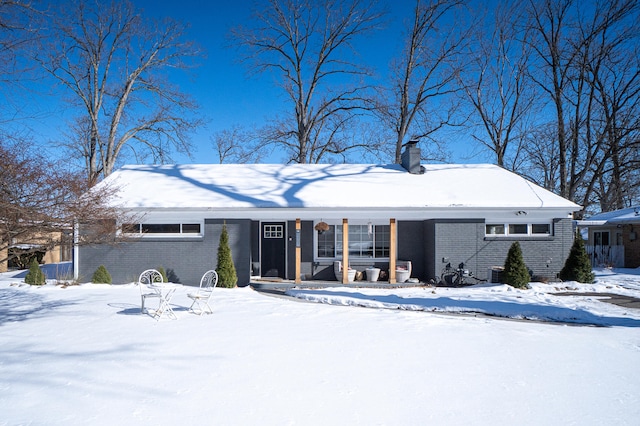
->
[287,290,640,327]
[0,289,78,326]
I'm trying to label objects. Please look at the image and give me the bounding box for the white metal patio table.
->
[149,282,181,320]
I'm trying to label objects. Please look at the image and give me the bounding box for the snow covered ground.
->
[1,265,639,425]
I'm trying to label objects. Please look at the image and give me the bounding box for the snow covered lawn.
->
[1,267,639,425]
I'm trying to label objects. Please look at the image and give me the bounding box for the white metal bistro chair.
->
[187,270,218,315]
[138,269,163,314]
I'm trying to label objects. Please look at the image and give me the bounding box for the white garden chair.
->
[187,270,218,315]
[138,269,163,314]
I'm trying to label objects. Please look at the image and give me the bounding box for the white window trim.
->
[263,224,284,239]
[120,221,204,238]
[313,220,393,261]
[485,222,552,237]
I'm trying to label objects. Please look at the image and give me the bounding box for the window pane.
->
[142,224,180,233]
[346,225,372,257]
[532,224,550,234]
[182,224,201,234]
[601,232,609,246]
[509,224,528,234]
[329,224,390,258]
[264,225,283,238]
[317,225,335,258]
[375,225,390,257]
[486,224,505,235]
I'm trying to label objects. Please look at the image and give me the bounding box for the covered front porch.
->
[285,217,412,285]
[249,277,430,291]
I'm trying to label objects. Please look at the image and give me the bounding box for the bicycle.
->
[440,262,473,286]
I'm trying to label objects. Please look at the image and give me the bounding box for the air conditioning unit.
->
[487,267,504,283]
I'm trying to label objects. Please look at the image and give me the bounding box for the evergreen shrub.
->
[503,241,530,289]
[559,233,595,283]
[217,223,237,288]
[92,265,112,284]
[25,258,46,285]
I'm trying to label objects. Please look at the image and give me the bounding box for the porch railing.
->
[585,245,624,268]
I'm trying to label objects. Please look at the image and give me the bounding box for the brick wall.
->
[431,218,573,282]
[78,219,252,286]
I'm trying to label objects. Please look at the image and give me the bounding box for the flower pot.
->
[396,269,410,283]
[366,267,380,282]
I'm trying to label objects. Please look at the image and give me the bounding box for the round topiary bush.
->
[92,265,112,284]
[25,258,46,285]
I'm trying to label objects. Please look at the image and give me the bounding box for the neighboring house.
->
[76,145,581,286]
[0,231,73,273]
[578,206,640,268]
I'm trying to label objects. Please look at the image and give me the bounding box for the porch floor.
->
[249,278,430,291]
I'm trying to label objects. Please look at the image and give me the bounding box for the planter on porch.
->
[365,267,381,282]
[334,260,357,283]
[396,269,410,283]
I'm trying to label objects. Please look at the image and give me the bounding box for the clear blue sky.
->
[27,0,477,165]
[130,0,471,164]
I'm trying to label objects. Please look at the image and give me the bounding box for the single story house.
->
[578,206,640,268]
[75,145,581,286]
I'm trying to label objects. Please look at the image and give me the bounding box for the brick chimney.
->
[401,139,424,174]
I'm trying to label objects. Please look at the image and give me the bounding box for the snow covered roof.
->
[99,163,580,212]
[584,206,640,224]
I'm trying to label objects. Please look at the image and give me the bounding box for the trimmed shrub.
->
[24,258,46,285]
[92,265,112,284]
[559,233,595,283]
[503,241,530,289]
[167,268,180,283]
[217,223,238,288]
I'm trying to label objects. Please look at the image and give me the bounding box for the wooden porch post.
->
[342,218,349,284]
[389,218,397,284]
[295,218,301,284]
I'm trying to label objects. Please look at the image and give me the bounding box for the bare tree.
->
[376,0,468,164]
[521,123,561,192]
[525,0,639,212]
[0,0,40,120]
[0,137,131,269]
[0,1,35,76]
[33,0,203,186]
[526,0,577,199]
[231,0,384,163]
[588,6,640,211]
[211,125,266,164]
[459,0,536,168]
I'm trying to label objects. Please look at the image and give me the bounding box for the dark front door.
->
[261,222,286,278]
